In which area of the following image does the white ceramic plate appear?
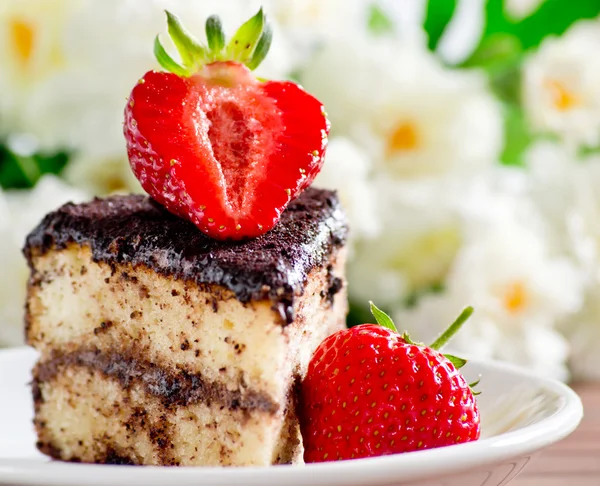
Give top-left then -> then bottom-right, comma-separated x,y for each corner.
0,347 -> 582,486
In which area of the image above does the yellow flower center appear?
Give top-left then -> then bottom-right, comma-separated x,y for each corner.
387,121 -> 420,156
503,281 -> 528,314
304,0 -> 321,20
544,79 -> 579,112
10,18 -> 35,66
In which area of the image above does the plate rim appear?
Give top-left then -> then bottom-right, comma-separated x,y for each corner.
0,347 -> 584,486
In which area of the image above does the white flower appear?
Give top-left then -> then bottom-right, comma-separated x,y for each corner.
348,177 -> 464,308
347,168 -> 533,308
301,34 -> 504,179
394,178 -> 583,381
527,141 -> 600,381
402,294 -> 572,381
266,0 -> 367,65
0,0 -> 79,137
527,141 -> 600,274
0,176 -> 89,347
447,224 -> 581,330
526,142 -> 576,251
523,18 -> 600,149
313,137 -> 380,242
268,0 -> 365,35
63,153 -> 143,196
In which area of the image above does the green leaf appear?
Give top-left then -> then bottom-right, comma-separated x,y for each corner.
369,301 -> 398,333
401,331 -> 417,346
153,9 -> 278,74
404,282 -> 446,309
464,34 -> 523,105
165,10 -> 207,71
429,306 -> 474,351
501,105 -> 534,166
481,0 -> 508,40
367,3 -> 394,35
489,63 -> 522,105
35,151 -> 69,179
205,15 -> 226,53
246,21 -> 273,70
462,33 -> 523,76
514,0 -> 600,49
0,144 -> 69,189
423,0 -> 458,51
445,354 -> 467,369
468,377 -> 481,388
579,145 -> 600,157
154,35 -> 189,77
461,32 -> 533,166
226,7 -> 265,63
478,0 -> 600,53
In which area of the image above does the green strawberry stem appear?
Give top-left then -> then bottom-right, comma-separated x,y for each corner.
154,9 -> 273,77
429,306 -> 474,351
368,301 -> 475,373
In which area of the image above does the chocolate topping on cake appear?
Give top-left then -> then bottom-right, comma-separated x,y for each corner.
24,188 -> 347,323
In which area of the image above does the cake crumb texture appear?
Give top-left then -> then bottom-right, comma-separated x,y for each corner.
27,244 -> 347,465
24,188 -> 348,324
25,189 -> 348,466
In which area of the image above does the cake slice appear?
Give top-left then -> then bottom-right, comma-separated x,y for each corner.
24,187 -> 348,466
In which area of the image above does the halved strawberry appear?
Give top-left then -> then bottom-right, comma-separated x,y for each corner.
124,10 -> 329,240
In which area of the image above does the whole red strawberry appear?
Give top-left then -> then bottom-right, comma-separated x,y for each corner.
124,10 -> 329,240
300,303 -> 480,462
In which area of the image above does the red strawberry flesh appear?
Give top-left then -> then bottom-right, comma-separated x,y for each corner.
125,62 -> 329,240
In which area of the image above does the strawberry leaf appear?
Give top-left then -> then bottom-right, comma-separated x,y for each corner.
205,15 -> 225,54
401,331 -> 417,346
226,7 -> 265,63
246,21 -> 273,71
444,354 -> 467,370
468,376 -> 482,396
154,10 -> 274,76
154,35 -> 190,77
369,301 -> 398,333
468,377 -> 481,388
165,10 -> 207,71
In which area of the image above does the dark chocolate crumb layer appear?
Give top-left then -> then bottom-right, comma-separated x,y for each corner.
34,347 -> 280,414
24,188 -> 348,324
103,449 -> 136,466
37,443 -> 139,466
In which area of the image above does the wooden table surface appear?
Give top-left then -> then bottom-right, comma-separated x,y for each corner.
512,383 -> 598,485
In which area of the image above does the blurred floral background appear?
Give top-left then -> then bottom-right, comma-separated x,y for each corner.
1,0 -> 600,382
